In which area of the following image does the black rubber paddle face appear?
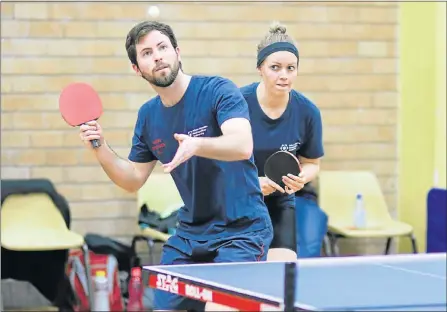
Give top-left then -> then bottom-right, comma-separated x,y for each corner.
264,151 -> 301,187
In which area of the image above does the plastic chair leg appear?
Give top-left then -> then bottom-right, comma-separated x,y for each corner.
384,237 -> 392,254
409,233 -> 418,253
327,232 -> 340,256
146,239 -> 155,265
322,235 -> 332,256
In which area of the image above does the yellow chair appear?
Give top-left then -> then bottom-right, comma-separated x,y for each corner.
1,192 -> 95,309
132,173 -> 183,264
317,170 -> 418,256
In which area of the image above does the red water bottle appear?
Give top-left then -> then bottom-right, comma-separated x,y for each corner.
127,267 -> 144,311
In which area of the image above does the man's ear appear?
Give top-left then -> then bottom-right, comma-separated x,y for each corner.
132,63 -> 142,77
175,46 -> 182,63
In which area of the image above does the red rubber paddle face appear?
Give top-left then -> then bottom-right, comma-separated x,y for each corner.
59,82 -> 103,148
59,82 -> 103,127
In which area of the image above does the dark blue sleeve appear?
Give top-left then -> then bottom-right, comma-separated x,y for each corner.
128,106 -> 157,163
213,78 -> 250,127
300,108 -> 324,159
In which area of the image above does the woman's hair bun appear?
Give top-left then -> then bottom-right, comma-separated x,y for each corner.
269,22 -> 287,35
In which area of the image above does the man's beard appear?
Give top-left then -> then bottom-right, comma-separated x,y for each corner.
141,60 -> 181,88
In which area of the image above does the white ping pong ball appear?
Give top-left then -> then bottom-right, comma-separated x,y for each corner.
148,6 -> 160,18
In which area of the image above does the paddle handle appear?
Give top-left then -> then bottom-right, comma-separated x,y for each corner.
91,139 -> 101,148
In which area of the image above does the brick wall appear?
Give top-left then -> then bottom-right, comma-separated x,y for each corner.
1,2 -> 399,252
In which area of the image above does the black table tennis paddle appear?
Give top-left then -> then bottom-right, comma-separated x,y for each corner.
264,150 -> 301,188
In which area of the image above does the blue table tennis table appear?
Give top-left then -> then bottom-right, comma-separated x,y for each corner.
144,252 -> 447,311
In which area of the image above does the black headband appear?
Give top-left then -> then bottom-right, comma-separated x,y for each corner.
256,42 -> 299,68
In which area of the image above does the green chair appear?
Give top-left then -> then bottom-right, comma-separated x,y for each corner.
1,192 -> 94,310
131,173 -> 183,264
318,170 -> 418,256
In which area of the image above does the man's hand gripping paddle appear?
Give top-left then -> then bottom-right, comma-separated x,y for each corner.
59,82 -> 103,148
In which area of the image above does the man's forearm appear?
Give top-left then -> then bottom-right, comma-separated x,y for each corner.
94,142 -> 143,192
195,134 -> 252,161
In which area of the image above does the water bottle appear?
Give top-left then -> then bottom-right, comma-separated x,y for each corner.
353,193 -> 366,229
93,270 -> 110,311
127,267 -> 144,311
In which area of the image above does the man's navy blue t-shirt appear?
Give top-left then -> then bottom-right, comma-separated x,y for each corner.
128,76 -> 271,240
240,82 -> 324,199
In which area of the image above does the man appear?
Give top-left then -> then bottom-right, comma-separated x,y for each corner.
79,21 -> 273,311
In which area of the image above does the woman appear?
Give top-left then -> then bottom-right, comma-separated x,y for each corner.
240,22 -> 328,260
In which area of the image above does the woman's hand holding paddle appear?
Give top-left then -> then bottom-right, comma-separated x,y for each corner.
259,177 -> 285,196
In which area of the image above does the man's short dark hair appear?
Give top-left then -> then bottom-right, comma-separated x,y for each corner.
125,21 -> 179,67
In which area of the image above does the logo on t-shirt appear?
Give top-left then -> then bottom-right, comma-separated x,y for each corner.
187,126 -> 208,137
152,138 -> 166,155
280,141 -> 301,152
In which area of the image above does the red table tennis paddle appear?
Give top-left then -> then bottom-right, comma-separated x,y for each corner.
264,150 -> 301,188
59,82 -> 103,148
